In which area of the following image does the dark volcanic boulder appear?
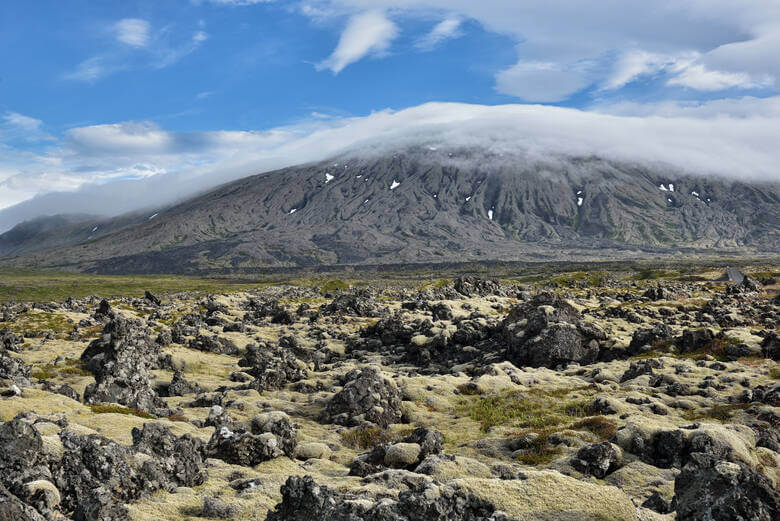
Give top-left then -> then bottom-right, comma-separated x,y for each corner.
165,370 -> 202,396
266,475 -> 503,521
1,328 -> 23,352
453,276 -> 504,297
320,367 -> 402,428
628,323 -> 673,355
674,453 -> 779,521
238,343 -> 307,392
322,289 -> 384,317
349,427 -> 444,476
0,349 -> 31,387
571,442 -> 622,478
131,423 -> 207,488
207,411 -> 296,466
677,328 -> 715,353
188,334 -> 239,356
0,482 -> 47,521
502,293 -> 602,368
760,331 -> 780,360
81,316 -> 168,415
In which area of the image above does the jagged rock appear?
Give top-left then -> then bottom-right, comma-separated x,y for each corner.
571,442 -> 623,478
265,475 -> 505,521
321,367 -> 402,428
430,303 -> 454,321
41,381 -> 80,401
643,285 -> 673,301
188,334 -> 239,356
453,276 -> 504,297
620,359 -> 663,382
166,370 -> 202,396
628,323 -> 673,355
642,491 -> 672,514
502,293 -> 602,368
131,423 -> 207,488
144,291 -> 161,306
726,276 -> 762,295
81,317 -> 168,415
0,482 -> 47,521
760,331 -> 780,360
207,411 -> 296,466
238,343 -> 307,392
677,328 -> 715,353
81,317 -> 167,415
155,329 -> 173,346
0,349 -> 31,387
1,328 -> 22,352
674,453 -> 779,521
322,290 -> 384,317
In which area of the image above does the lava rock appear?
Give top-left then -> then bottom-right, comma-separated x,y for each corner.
80,316 -> 168,415
320,367 -> 402,428
571,442 -> 623,478
674,453 -> 779,521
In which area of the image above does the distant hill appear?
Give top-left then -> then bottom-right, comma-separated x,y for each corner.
1,145 -> 778,273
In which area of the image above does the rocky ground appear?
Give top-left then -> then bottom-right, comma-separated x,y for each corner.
0,268 -> 778,521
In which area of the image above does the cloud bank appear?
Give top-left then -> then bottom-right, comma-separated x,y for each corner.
1,98 -> 779,231
303,1 -> 780,100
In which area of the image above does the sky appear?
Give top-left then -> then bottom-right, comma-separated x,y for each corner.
0,0 -> 779,225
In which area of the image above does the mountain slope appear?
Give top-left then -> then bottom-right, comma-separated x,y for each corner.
2,146 -> 779,273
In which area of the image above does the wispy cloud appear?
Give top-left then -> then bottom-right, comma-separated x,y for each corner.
3,112 -> 43,132
416,17 -> 462,50
317,10 -> 398,74
114,18 -> 151,47
667,64 -> 774,91
65,19 -> 208,82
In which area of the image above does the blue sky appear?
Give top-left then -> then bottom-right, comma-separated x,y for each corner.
1,0 -> 779,217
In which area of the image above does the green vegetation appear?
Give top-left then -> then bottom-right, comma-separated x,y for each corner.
88,404 -> 155,419
0,311 -> 74,339
572,416 -> 618,441
31,359 -> 91,380
0,268 -> 261,303
461,386 -> 595,432
550,271 -> 608,287
681,404 -> 747,423
770,365 -> 780,380
339,426 -> 415,449
512,431 -> 563,465
320,279 -> 350,293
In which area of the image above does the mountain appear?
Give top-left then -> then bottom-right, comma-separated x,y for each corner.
1,146 -> 779,273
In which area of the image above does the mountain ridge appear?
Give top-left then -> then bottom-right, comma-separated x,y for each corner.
2,145 -> 778,273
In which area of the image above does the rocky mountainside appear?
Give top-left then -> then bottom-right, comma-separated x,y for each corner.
2,146 -> 779,273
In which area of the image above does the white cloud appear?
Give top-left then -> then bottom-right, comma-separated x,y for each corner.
115,18 -> 151,47
416,17 -> 462,50
667,64 -> 774,91
304,1 -> 780,98
604,50 -> 696,90
66,21 -> 207,81
3,98 -> 780,228
495,61 -> 591,102
317,10 -> 399,73
3,112 -> 42,132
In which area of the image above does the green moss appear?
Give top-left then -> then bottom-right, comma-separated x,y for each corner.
461,387 -> 595,432
32,359 -> 92,380
320,279 -> 350,293
572,416 -> 618,441
681,404 -> 747,423
512,432 -> 563,465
